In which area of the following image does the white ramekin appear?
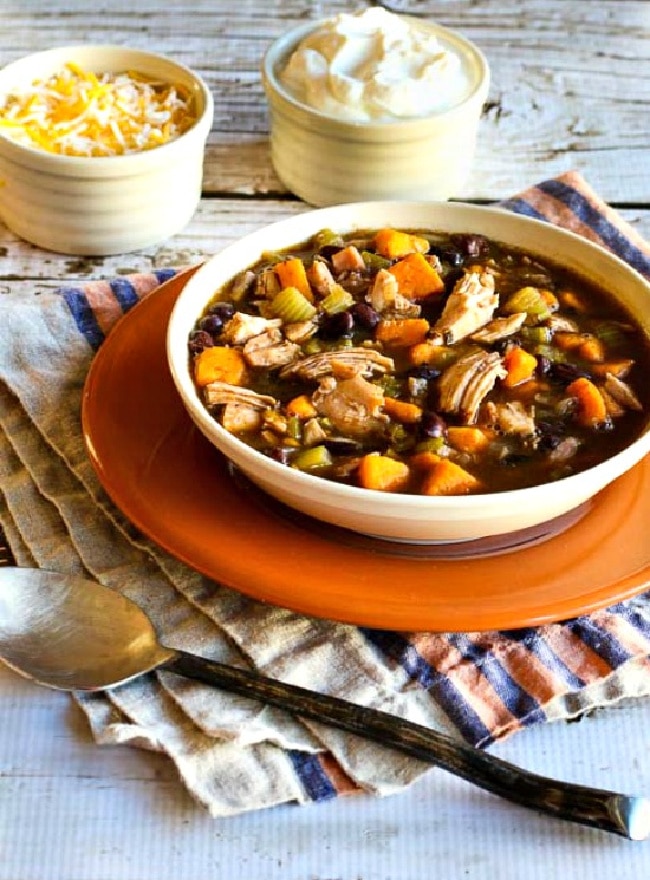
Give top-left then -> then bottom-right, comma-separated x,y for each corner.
0,45 -> 214,255
261,18 -> 489,206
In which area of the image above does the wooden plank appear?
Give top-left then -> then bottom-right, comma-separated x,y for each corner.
0,201 -> 648,284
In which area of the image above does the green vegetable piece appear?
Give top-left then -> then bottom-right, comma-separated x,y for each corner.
321,285 -> 355,315
270,287 -> 317,322
286,416 -> 302,441
313,228 -> 344,250
291,444 -> 333,471
595,320 -> 628,348
503,287 -> 551,321
361,250 -> 392,271
521,325 -> 552,344
415,437 -> 445,454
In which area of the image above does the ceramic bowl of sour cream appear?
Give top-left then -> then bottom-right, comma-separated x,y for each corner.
261,7 -> 489,206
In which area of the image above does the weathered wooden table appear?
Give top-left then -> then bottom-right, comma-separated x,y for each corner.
1,3 -> 650,878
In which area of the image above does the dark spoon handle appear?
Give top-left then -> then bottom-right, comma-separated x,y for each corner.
165,649 -> 650,840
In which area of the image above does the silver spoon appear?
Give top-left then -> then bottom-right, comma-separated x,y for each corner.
0,566 -> 648,840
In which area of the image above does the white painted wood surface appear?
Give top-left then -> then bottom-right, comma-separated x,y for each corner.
1,2 -> 650,878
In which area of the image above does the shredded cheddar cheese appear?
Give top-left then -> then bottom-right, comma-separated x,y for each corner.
0,62 -> 197,157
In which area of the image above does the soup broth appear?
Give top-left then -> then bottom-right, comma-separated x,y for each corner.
188,227 -> 650,496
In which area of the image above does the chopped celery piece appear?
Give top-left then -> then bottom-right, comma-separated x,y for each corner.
503,286 -> 552,321
521,325 -> 552,344
388,423 -> 415,453
286,416 -> 302,441
313,228 -> 343,250
321,285 -> 355,314
270,286 -> 317,322
361,250 -> 392,271
302,338 -> 322,354
533,343 -> 567,361
291,444 -> 333,471
415,437 -> 445,454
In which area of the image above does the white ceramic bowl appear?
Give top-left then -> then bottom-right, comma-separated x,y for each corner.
0,45 -> 214,255
261,17 -> 489,206
167,202 -> 650,543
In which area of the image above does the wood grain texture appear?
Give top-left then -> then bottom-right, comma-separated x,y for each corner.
0,1 -> 648,203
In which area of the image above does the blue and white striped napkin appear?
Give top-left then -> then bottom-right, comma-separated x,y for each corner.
0,171 -> 649,814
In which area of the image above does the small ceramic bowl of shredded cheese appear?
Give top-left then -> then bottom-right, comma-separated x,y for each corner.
0,45 -> 213,254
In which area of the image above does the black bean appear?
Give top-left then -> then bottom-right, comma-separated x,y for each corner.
420,410 -> 447,438
188,330 -> 214,353
318,245 -> 340,260
537,424 -> 563,450
408,365 -> 441,380
536,354 -> 552,377
443,267 -> 465,293
351,302 -> 380,330
450,233 -> 490,258
548,362 -> 592,385
429,245 -> 465,267
318,310 -> 355,339
268,447 -> 291,465
323,437 -> 363,455
209,301 -> 235,321
199,313 -> 224,335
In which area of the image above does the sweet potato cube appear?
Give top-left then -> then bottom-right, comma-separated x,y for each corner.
357,453 -> 411,493
382,398 -> 423,424
274,258 -> 313,301
388,253 -> 444,299
375,318 -> 430,347
502,346 -> 538,387
374,228 -> 430,260
194,346 -> 247,387
446,426 -> 491,454
420,458 -> 480,496
566,377 -> 608,427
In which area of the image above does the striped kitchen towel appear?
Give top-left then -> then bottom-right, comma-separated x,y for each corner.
0,170 -> 649,815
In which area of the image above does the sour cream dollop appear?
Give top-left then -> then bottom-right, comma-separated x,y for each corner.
278,7 -> 472,122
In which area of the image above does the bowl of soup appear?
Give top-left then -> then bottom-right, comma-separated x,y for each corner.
167,202 -> 650,544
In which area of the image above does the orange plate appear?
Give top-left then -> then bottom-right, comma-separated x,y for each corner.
81,272 -> 650,632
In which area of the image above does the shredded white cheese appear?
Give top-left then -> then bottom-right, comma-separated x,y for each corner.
0,62 -> 197,156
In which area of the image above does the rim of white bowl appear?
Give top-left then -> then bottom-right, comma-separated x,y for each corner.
0,45 -> 214,174
167,201 -> 650,510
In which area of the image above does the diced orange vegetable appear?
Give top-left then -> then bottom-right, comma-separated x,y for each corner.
540,289 -> 559,311
274,258 -> 313,301
446,426 -> 491,454
554,332 -> 592,351
578,337 -> 605,362
375,317 -> 430,347
502,346 -> 538,387
382,397 -> 423,424
590,359 -> 634,378
388,252 -> 444,299
558,288 -> 588,312
566,377 -> 608,427
374,228 -> 430,260
420,458 -> 479,496
407,341 -> 454,367
194,346 -> 247,387
357,453 -> 411,493
409,451 -> 444,469
286,394 -> 317,419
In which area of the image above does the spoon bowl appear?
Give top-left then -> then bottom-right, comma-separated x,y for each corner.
0,565 -> 648,840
